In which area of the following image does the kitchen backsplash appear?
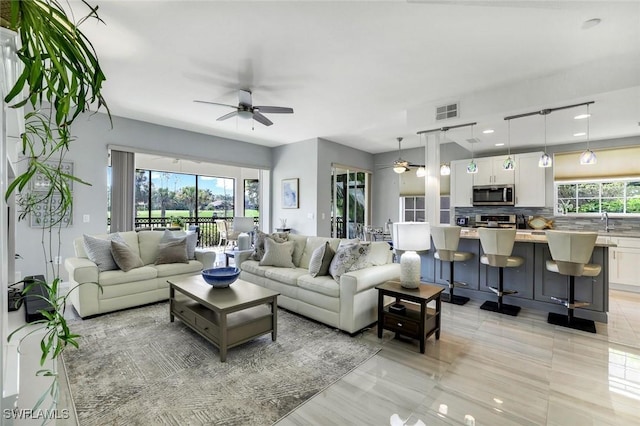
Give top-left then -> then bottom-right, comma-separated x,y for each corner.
454,206 -> 640,234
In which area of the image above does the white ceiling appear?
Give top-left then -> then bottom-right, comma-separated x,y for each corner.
77,0 -> 640,155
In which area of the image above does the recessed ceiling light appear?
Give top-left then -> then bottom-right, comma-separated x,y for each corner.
574,113 -> 591,120
582,18 -> 602,30
495,143 -> 504,147
483,129 -> 494,134
574,132 -> 586,137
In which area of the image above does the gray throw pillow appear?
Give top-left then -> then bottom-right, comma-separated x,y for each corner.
308,241 -> 335,277
83,233 -> 125,272
259,238 -> 295,268
161,230 -> 198,260
252,231 -> 289,261
155,238 -> 189,265
110,240 -> 144,272
328,242 -> 369,283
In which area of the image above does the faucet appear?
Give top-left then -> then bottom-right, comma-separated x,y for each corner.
601,212 -> 612,232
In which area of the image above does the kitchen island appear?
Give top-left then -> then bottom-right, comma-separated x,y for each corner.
415,229 -> 614,323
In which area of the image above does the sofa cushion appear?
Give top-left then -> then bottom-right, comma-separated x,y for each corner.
240,260 -> 267,277
252,231 -> 289,261
328,241 -> 369,283
155,238 -> 189,265
137,231 -> 165,265
297,274 -> 340,297
259,239 -> 295,268
264,267 -> 307,286
367,241 -> 392,266
110,240 -> 144,272
98,266 -> 158,286
308,242 -> 335,277
161,229 -> 198,260
299,237 -> 340,269
83,233 -> 126,272
286,234 -> 308,267
152,260 -> 203,278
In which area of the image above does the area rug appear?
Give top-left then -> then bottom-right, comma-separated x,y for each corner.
62,302 -> 379,425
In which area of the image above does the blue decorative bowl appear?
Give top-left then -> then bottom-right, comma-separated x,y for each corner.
201,267 -> 240,288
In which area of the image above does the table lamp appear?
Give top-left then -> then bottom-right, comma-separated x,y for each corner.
233,217 -> 255,251
392,222 -> 431,288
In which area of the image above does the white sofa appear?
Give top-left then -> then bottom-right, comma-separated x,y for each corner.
65,230 -> 216,318
237,234 -> 401,334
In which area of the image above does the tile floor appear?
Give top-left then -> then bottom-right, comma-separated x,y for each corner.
278,290 -> 640,426
11,289 -> 640,425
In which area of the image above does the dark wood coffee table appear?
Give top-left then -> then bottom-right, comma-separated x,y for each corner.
168,276 -> 279,362
376,280 -> 443,353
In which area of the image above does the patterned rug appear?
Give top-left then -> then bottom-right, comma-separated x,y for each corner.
62,302 -> 379,425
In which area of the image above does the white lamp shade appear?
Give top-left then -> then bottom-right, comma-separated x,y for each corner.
392,222 -> 431,251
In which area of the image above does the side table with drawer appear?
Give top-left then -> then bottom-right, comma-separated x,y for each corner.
376,280 -> 444,353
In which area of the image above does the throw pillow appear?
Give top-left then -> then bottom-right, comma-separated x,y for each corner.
328,242 -> 368,283
252,230 -> 289,261
161,229 -> 197,260
308,241 -> 335,277
348,242 -> 372,272
110,240 -> 144,272
155,238 -> 189,265
83,233 -> 125,272
259,238 -> 295,268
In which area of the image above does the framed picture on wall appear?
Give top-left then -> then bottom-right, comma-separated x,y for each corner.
282,178 -> 299,209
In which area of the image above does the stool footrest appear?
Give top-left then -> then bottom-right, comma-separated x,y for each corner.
488,287 -> 517,297
452,281 -> 468,288
568,301 -> 590,309
442,294 -> 470,305
547,312 -> 596,333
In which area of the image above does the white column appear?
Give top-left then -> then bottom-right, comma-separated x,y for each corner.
424,133 -> 440,226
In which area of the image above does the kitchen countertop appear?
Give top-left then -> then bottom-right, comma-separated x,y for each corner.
459,228 -> 617,246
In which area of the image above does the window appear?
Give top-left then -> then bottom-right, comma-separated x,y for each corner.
244,179 -> 259,217
401,196 -> 425,222
555,178 -> 640,215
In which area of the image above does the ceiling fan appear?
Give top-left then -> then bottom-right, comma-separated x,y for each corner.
379,137 -> 425,176
194,89 -> 293,127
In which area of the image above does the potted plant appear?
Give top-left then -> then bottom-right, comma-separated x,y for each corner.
169,215 -> 185,228
2,0 -> 109,412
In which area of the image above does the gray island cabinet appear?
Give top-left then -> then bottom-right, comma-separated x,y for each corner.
415,230 -> 611,323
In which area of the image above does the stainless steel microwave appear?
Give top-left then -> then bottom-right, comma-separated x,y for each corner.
472,185 -> 515,206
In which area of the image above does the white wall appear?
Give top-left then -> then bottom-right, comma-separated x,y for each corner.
271,138 -> 318,235
14,113 -> 272,280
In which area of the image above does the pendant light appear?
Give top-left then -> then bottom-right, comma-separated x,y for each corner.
416,134 -> 426,177
466,124 -> 478,174
538,112 -> 552,168
503,119 -> 515,170
440,130 -> 451,175
579,104 -> 597,165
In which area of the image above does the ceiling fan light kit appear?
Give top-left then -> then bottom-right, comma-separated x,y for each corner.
416,166 -> 426,177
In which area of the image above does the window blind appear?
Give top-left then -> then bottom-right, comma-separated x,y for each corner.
554,145 -> 640,181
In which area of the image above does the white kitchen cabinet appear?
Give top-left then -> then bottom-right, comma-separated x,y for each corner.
450,159 -> 473,207
609,237 -> 640,292
472,156 -> 514,186
514,152 -> 546,207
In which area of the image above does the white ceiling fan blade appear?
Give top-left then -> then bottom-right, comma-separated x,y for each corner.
254,106 -> 294,114
252,111 -> 273,126
238,89 -> 252,107
217,110 -> 239,121
194,100 -> 236,108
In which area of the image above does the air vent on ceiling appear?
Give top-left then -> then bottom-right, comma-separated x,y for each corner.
435,102 -> 459,121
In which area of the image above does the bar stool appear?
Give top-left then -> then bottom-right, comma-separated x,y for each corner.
478,228 -> 523,316
545,230 -> 601,333
431,225 -> 473,305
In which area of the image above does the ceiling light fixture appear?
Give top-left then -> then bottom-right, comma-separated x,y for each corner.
573,132 -> 586,137
538,112 -> 552,168
580,104 -> 597,165
393,137 -> 408,174
574,113 -> 591,120
466,124 -> 478,174
503,119 -> 515,170
483,129 -> 494,134
582,18 -> 602,30
495,143 -> 505,147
